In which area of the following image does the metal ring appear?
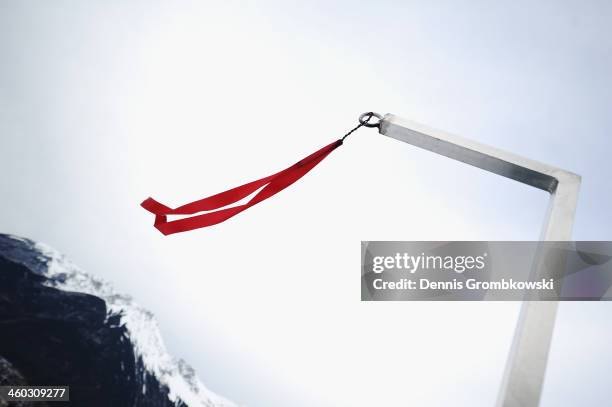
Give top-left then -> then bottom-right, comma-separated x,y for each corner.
359,112 -> 383,128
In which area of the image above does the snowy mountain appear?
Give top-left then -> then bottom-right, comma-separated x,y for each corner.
0,234 -> 238,407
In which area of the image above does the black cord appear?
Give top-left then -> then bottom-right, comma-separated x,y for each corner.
341,112 -> 374,142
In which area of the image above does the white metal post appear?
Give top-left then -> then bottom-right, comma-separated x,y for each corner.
378,113 -> 581,407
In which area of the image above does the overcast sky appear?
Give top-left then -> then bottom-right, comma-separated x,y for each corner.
1,1 -> 611,406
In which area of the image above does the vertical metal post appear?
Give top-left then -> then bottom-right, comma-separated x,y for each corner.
378,113 -> 581,406
495,175 -> 580,407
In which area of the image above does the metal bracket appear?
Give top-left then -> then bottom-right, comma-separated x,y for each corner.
379,113 -> 581,407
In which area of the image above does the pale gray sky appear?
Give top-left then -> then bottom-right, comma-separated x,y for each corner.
1,1 -> 611,406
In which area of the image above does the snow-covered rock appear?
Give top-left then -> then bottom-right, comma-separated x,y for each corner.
0,234 -> 237,407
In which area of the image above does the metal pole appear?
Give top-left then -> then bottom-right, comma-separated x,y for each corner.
378,113 -> 581,407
